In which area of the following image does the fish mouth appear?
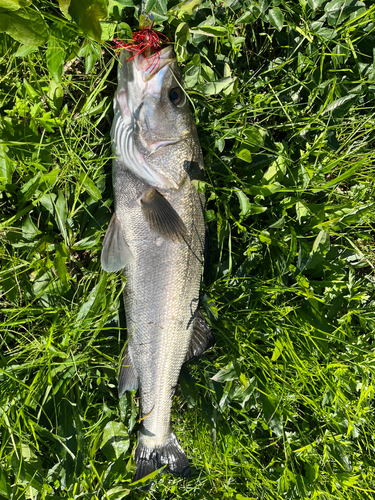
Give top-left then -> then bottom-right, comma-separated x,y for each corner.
133,46 -> 176,82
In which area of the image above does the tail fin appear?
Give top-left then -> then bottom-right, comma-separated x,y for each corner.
133,433 -> 190,486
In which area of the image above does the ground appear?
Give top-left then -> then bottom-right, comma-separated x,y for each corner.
1,0 -> 375,498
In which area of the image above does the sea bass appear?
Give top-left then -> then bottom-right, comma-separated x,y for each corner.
101,46 -> 212,482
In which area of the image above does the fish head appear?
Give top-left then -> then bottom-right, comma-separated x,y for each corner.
113,46 -> 202,190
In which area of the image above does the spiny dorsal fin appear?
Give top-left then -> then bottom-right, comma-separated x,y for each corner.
140,188 -> 188,243
118,347 -> 138,396
101,213 -> 134,272
184,309 -> 214,364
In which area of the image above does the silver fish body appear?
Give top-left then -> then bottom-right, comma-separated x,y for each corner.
101,47 -> 212,481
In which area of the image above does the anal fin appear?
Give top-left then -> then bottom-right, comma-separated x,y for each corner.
140,188 -> 188,243
184,309 -> 214,364
118,346 -> 138,396
101,213 -> 134,272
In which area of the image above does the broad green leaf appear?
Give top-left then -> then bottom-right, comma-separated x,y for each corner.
277,467 -> 294,494
196,76 -> 233,95
154,0 -> 168,16
78,172 -> 102,201
215,137 -> 225,152
0,7 -> 48,45
235,4 -> 261,24
0,468 -> 11,498
212,361 -> 241,383
326,129 -> 340,151
57,399 -> 77,479
259,231 -> 271,245
296,201 -> 309,223
170,0 -> 203,15
22,214 -> 41,240
243,126 -> 266,152
118,20 -> 132,37
236,148 -> 252,163
245,183 -> 281,197
47,35 -> 66,82
338,203 -> 374,226
53,243 -> 69,288
317,27 -> 337,39
54,190 -> 67,242
38,193 -> 57,214
67,0 -> 108,43
262,162 -> 285,184
144,0 -> 157,12
75,272 -> 107,326
197,25 -> 227,36
3,276 -> 19,303
0,143 -> 13,187
0,0 -> 30,10
14,44 -> 38,57
269,215 -> 286,229
105,485 -> 131,500
311,230 -> 330,255
248,205 -> 268,214
324,0 -> 363,25
33,269 -> 64,296
336,473 -> 360,487
235,190 -> 251,218
261,393 -> 283,436
268,8 -> 284,31
298,165 -> 310,188
58,0 -> 70,18
100,421 -> 130,460
324,0 -> 345,12
271,339 -> 284,362
183,54 -> 200,88
175,21 -> 189,46
23,78 -> 38,99
72,233 -> 100,249
21,171 -> 41,201
85,50 -> 98,74
322,94 -> 357,117
307,0 -> 325,9
107,1 -> 127,18
200,63 -> 214,81
236,11 -> 255,24
204,209 -> 216,221
47,81 -> 64,111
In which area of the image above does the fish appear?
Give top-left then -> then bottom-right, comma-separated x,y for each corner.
101,45 -> 213,483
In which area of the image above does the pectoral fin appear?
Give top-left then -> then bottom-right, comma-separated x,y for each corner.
101,213 -> 134,272
184,309 -> 214,364
140,188 -> 188,243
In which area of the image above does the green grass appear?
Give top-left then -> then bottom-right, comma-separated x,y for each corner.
1,0 -> 375,498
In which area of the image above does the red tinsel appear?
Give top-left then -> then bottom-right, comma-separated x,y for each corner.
113,27 -> 169,70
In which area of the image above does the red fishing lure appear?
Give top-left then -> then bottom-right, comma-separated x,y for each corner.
113,22 -> 169,71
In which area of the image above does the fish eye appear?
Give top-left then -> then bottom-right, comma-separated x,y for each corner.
169,87 -> 185,107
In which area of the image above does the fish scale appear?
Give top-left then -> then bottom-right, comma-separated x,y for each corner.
101,46 -> 212,484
